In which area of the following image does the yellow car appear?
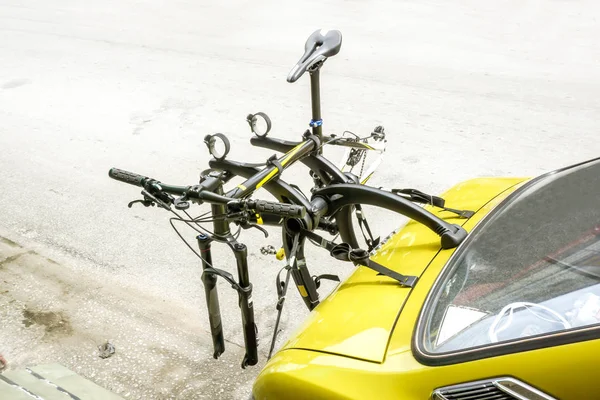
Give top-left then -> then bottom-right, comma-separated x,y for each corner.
253,157 -> 600,400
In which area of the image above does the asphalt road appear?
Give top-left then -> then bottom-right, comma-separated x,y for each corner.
1,1 -> 600,399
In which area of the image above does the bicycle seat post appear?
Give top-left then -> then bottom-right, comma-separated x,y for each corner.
309,67 -> 323,142
286,29 -> 343,148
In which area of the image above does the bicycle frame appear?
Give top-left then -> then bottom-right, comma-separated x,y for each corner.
109,29 -> 468,368
202,132 -> 467,317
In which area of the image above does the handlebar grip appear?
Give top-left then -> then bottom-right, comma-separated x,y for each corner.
108,168 -> 148,187
254,200 -> 306,218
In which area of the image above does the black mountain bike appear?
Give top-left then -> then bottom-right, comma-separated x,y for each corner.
108,29 -> 468,368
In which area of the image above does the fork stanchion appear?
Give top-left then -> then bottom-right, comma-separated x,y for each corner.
230,241 -> 259,368
197,233 -> 225,359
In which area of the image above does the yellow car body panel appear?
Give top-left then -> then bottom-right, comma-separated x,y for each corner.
280,177 -> 527,362
255,341 -> 595,400
254,177 -> 541,399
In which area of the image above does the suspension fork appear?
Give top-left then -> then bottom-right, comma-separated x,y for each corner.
199,181 -> 229,359
228,241 -> 258,367
197,235 -> 259,367
196,180 -> 258,367
197,233 -> 225,359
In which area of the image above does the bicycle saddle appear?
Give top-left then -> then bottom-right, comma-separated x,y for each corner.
287,29 -> 342,83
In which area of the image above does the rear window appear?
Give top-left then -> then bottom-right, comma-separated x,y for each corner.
417,158 -> 600,360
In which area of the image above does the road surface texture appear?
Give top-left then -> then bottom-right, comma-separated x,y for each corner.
1,1 -> 600,399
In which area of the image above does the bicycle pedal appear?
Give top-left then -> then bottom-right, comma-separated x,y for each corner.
260,245 -> 276,255
260,245 -> 286,260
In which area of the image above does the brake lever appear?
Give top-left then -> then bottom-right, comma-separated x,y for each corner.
141,189 -> 171,211
127,189 -> 165,209
239,222 -> 269,238
128,199 -> 155,208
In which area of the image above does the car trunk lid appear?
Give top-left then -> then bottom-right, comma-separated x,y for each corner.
281,178 -> 527,363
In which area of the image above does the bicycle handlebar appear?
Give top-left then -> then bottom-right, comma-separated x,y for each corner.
253,200 -> 305,218
108,167 -> 309,219
109,163 -> 467,248
229,199 -> 306,218
108,168 -> 149,186
108,168 -> 190,195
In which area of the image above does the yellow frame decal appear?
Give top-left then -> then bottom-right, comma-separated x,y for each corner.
255,142 -> 305,189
